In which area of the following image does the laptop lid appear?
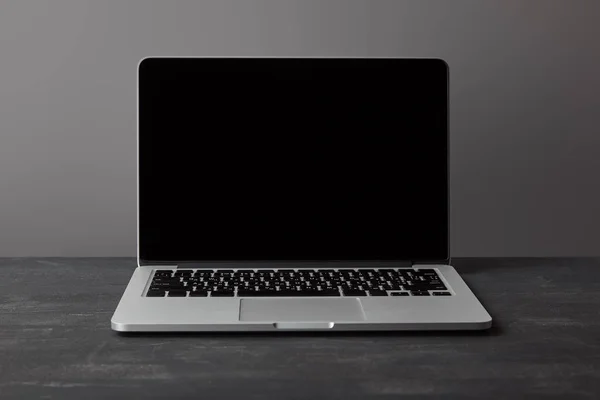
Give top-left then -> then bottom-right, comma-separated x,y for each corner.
138,57 -> 448,265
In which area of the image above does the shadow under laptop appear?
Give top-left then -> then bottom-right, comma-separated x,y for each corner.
116,324 -> 502,338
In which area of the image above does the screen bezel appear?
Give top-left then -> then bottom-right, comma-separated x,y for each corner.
137,57 -> 450,266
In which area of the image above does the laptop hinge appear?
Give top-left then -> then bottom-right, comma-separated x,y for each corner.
411,259 -> 450,268
176,261 -> 415,269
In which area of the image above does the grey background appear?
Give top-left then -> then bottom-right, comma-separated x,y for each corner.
0,0 -> 598,257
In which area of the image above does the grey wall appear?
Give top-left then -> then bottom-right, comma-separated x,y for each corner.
0,0 -> 599,257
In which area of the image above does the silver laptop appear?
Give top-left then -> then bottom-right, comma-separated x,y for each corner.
111,57 -> 492,332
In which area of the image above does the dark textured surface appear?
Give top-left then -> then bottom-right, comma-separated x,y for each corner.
1,258 -> 599,399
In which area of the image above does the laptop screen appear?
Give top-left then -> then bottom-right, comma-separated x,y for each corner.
138,58 -> 448,263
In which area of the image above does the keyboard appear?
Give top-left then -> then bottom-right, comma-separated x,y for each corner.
146,268 -> 451,297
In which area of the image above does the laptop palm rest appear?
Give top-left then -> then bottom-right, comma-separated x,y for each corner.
239,298 -> 366,328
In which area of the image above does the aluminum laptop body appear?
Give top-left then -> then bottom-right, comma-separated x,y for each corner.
111,57 -> 492,332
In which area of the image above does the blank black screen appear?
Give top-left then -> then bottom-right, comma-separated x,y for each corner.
139,58 -> 448,262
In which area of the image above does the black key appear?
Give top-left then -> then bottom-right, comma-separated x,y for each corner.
146,290 -> 165,297
151,277 -> 168,282
247,291 -> 287,297
152,276 -> 178,283
174,270 -> 192,276
167,290 -> 187,297
167,283 -> 185,289
368,290 -> 388,296
211,291 -> 234,297
306,289 -> 338,296
237,289 -> 340,297
391,292 -> 409,296
215,270 -> 234,273
151,277 -> 173,282
150,283 -> 172,289
315,290 -> 342,296
410,291 -> 430,296
163,279 -> 183,287
342,289 -> 367,297
189,290 -> 208,297
429,285 -> 447,290
378,269 -> 394,273
318,269 -> 335,273
409,285 -> 443,291
410,278 -> 435,283
416,269 -> 437,275
432,292 -> 452,296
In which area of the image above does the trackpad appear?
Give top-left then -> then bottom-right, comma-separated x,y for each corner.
239,298 -> 366,322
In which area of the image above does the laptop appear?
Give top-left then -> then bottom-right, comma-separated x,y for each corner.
111,57 -> 492,332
